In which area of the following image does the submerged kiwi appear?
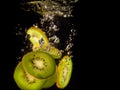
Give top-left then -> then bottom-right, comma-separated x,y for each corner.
38,44 -> 62,59
42,66 -> 57,89
27,26 -> 49,50
13,62 -> 46,90
56,56 -> 73,89
26,26 -> 62,59
22,51 -> 56,79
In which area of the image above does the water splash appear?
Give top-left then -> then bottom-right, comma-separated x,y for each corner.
15,0 -> 78,60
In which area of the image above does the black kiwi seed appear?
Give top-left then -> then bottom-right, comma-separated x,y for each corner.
22,51 -> 56,79
13,62 -> 46,90
56,55 -> 73,89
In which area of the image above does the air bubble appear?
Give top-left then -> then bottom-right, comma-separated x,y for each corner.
63,15 -> 67,17
33,24 -> 38,28
69,36 -> 73,42
54,37 -> 60,43
39,38 -> 44,45
16,0 -> 78,64
49,35 -> 60,44
67,51 -> 72,56
73,32 -> 76,36
25,46 -> 29,49
25,34 -> 30,40
16,32 -> 23,36
21,49 -> 25,52
16,56 -> 21,60
65,43 -> 74,51
70,55 -> 73,58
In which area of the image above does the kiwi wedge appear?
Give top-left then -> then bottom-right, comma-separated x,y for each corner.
26,26 -> 62,59
22,51 -> 56,79
26,26 -> 49,50
42,66 -> 57,89
13,62 -> 46,90
56,56 -> 73,89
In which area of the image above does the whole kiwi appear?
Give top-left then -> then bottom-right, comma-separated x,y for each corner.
56,55 -> 73,89
13,62 -> 46,90
22,51 -> 56,79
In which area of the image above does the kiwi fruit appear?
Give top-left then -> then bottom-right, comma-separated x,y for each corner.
26,26 -> 49,51
26,26 -> 62,59
22,51 -> 56,79
42,66 -> 57,89
13,62 -> 46,90
38,44 -> 62,59
56,55 -> 73,89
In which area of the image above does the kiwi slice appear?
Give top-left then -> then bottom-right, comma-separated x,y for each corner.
26,26 -> 49,50
13,62 -> 46,90
56,56 -> 73,89
42,66 -> 57,89
22,51 -> 56,79
38,44 -> 62,59
26,26 -> 62,59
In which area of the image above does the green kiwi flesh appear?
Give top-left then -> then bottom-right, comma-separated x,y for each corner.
26,26 -> 62,59
42,67 -> 57,89
56,56 -> 73,89
27,26 -> 49,50
38,45 -> 62,59
22,51 -> 56,79
13,62 -> 46,90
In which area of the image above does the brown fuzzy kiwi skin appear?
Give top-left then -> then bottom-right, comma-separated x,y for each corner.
13,62 -> 46,90
22,51 -> 56,79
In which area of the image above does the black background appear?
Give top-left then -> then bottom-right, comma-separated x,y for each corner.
0,0 -> 102,90
1,0 -> 116,90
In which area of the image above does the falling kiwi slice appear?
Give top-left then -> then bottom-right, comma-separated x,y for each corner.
38,44 -> 62,59
26,26 -> 62,59
13,62 -> 46,90
56,55 -> 73,89
22,51 -> 56,79
26,26 -> 49,50
42,66 -> 57,89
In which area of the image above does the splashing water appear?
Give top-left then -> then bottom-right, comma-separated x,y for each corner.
15,0 -> 78,61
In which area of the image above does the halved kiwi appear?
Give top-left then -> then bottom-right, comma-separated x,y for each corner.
13,62 -> 46,90
26,26 -> 49,50
22,51 -> 56,79
56,55 -> 73,89
26,26 -> 62,59
42,66 -> 57,89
